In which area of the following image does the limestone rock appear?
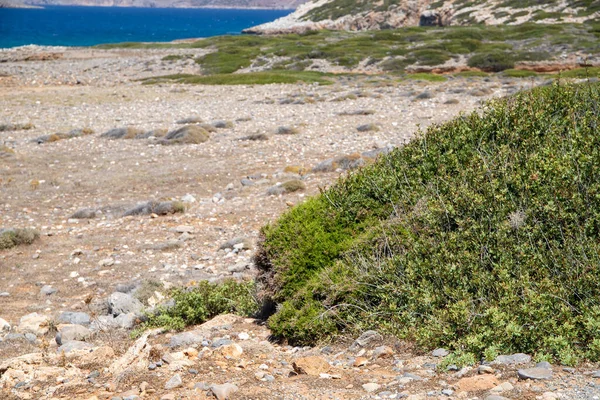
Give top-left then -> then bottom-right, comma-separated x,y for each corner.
57,311 -> 91,326
456,375 -> 500,392
517,367 -> 553,380
293,356 -> 330,376
108,292 -> 143,316
16,312 -> 49,336
56,324 -> 92,345
210,383 -> 238,400
218,343 -> 243,359
164,373 -> 183,389
493,353 -> 531,365
0,317 -> 11,333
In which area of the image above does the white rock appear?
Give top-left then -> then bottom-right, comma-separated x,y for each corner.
17,312 -> 49,336
362,382 -> 381,393
0,317 -> 11,333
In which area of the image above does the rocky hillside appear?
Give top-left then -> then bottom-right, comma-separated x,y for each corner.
19,0 -> 306,8
244,0 -> 600,34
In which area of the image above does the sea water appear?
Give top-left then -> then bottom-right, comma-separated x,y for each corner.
0,6 -> 291,48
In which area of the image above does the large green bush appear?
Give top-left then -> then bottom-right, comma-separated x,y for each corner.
256,81 -> 600,364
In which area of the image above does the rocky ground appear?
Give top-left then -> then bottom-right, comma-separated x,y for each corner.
1,45 -> 599,399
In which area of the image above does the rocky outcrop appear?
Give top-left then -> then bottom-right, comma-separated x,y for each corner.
244,0 -> 600,34
243,0 -> 452,34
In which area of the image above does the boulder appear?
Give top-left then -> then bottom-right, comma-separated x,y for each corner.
293,356 -> 330,376
16,313 -> 48,336
57,311 -> 91,326
56,324 -> 92,345
210,383 -> 238,400
108,292 -> 143,316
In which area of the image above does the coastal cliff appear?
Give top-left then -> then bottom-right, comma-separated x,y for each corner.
243,0 -> 600,34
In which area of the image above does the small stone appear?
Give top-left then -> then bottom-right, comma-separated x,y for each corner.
293,356 -> 330,376
0,317 -> 11,332
441,389 -> 454,396
188,368 -> 198,375
485,396 -> 510,400
148,363 -> 157,370
210,383 -> 238,400
108,292 -> 143,316
57,311 -> 91,325
517,367 -> 553,380
478,365 -> 494,374
354,357 -> 368,367
493,353 -> 531,365
456,375 -> 500,392
536,361 -> 552,369
352,330 -> 383,349
194,382 -> 210,391
40,285 -> 57,296
362,382 -> 381,393
164,374 -> 182,390
56,324 -> 92,345
490,381 -> 514,393
372,345 -> 394,359
17,312 -> 49,335
169,330 -> 204,348
218,343 -> 243,359
174,225 -> 194,233
238,332 -> 250,340
98,258 -> 115,267
58,340 -> 94,353
181,194 -> 196,203
432,348 -> 449,357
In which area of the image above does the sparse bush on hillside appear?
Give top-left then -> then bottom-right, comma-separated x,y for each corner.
139,280 -> 259,332
0,123 -> 33,132
255,81 -> 600,364
468,51 -> 515,72
159,125 -> 210,145
0,228 -> 39,250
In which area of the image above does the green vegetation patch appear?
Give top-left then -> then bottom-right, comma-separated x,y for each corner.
256,81 -> 600,365
103,23 -> 600,77
0,228 -> 39,250
136,279 -> 259,333
402,73 -> 448,82
141,71 -> 333,86
502,68 -> 539,77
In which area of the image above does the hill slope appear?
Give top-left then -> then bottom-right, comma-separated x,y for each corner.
244,0 -> 600,33
256,80 -> 600,364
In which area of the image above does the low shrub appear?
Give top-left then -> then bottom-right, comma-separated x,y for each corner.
0,228 -> 39,250
467,51 -> 515,72
140,280 -> 259,331
255,81 -> 600,364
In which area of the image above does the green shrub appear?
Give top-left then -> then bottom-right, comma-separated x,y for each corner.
255,81 -> 600,364
0,228 -> 39,250
141,280 -> 259,332
467,51 -> 515,72
502,69 -> 539,78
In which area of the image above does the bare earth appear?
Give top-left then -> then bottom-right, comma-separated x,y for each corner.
1,46 -> 599,400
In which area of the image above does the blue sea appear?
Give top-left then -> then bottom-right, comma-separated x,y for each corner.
0,6 -> 292,48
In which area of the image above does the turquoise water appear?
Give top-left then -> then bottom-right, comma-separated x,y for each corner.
0,6 -> 291,48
